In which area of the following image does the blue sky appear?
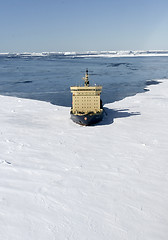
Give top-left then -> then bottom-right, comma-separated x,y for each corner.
1,0 -> 168,52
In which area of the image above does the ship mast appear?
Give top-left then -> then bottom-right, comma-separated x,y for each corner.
83,69 -> 89,86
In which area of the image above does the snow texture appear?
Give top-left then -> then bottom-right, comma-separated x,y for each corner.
0,80 -> 168,240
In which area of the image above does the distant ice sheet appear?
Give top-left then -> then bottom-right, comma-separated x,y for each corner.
1,50 -> 168,58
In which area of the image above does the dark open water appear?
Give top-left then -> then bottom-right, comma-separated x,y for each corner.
0,54 -> 168,107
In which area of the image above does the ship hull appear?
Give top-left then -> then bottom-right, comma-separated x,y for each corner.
70,110 -> 104,126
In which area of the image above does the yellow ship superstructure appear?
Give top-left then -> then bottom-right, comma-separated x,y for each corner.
70,85 -> 102,114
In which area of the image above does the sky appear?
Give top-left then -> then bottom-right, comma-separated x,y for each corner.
1,0 -> 168,52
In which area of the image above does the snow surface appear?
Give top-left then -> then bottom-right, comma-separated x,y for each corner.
0,80 -> 168,240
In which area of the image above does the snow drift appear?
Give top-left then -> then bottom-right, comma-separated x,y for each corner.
0,80 -> 168,240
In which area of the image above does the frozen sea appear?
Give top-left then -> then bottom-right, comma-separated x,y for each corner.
0,52 -> 168,106
1,51 -> 168,240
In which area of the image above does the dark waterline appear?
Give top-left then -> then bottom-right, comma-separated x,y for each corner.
0,55 -> 168,107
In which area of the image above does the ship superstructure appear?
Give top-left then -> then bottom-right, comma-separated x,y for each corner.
70,69 -> 103,125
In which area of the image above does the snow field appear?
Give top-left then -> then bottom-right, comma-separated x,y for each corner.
0,80 -> 168,240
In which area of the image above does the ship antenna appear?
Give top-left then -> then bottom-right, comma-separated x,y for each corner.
83,68 -> 89,86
